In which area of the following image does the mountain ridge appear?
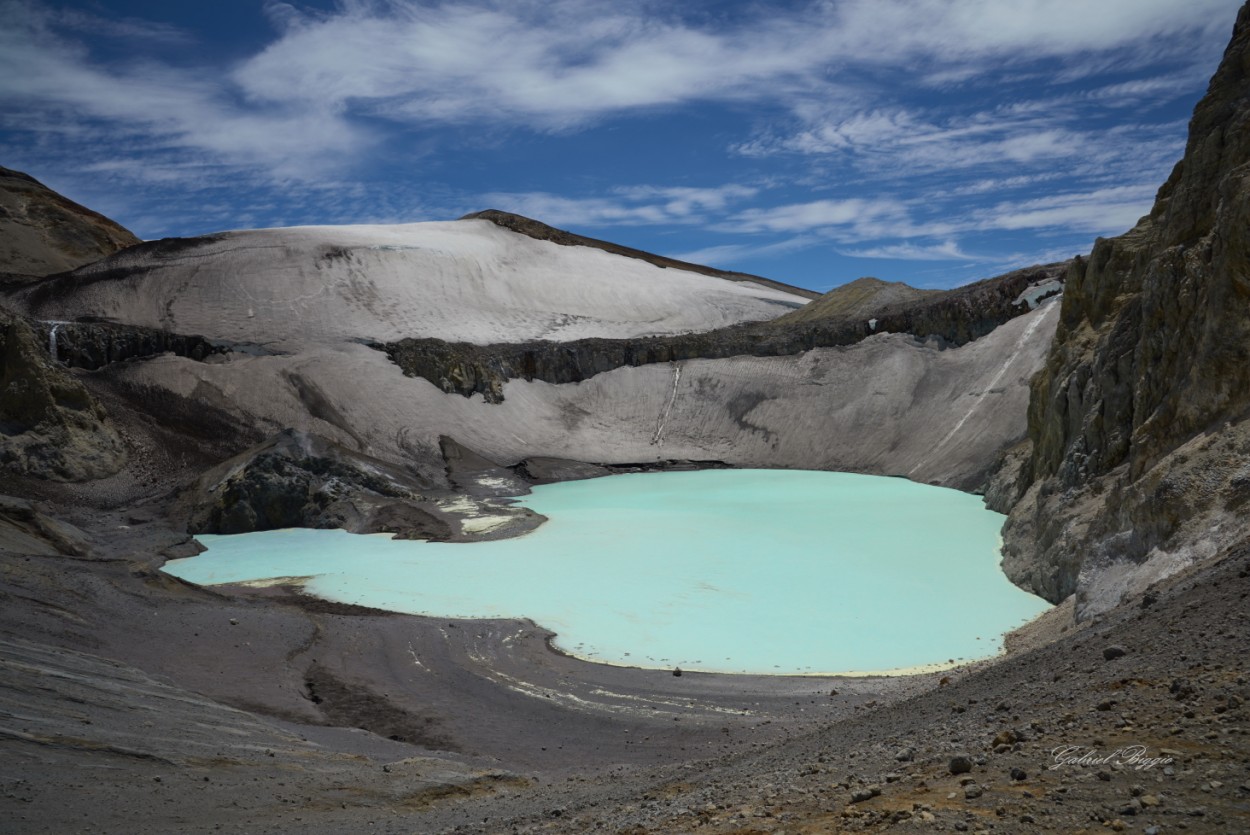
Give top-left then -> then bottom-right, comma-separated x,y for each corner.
0,165 -> 140,276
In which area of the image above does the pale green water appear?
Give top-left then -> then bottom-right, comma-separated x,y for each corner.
164,470 -> 1049,675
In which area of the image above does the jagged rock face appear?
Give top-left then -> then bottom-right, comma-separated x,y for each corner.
0,166 -> 140,276
181,428 -> 547,541
34,319 -> 223,370
0,309 -> 126,481
1002,2 -> 1250,616
183,429 -> 450,537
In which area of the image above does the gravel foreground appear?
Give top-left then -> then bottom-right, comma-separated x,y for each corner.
1,483 -> 1247,834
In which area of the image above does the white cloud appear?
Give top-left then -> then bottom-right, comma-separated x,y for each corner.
668,237 -> 818,267
0,1 -> 369,178
726,198 -> 909,235
477,184 -> 761,228
0,0 -> 1238,183
226,0 -> 1248,136
50,7 -> 191,44
972,185 -> 1157,234
840,241 -> 976,261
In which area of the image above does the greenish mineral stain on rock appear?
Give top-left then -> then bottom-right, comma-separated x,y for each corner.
166,470 -> 1050,675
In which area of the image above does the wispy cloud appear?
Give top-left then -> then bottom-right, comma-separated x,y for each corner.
970,185 -> 1158,234
2,0 -> 1236,176
476,185 -> 761,227
840,241 -> 976,261
725,198 -> 909,235
0,1 -> 369,178
668,237 -> 819,268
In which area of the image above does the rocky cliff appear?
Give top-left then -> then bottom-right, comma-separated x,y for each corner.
0,308 -> 126,481
999,2 -> 1250,616
0,166 -> 140,276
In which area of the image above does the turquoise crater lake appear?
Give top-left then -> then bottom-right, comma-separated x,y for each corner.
164,470 -> 1050,675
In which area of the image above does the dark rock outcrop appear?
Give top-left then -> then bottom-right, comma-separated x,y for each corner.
1001,3 -> 1250,615
0,308 -> 126,481
34,319 -> 224,370
182,429 -> 450,539
0,165 -> 140,276
511,457 -> 611,485
373,261 -> 1067,403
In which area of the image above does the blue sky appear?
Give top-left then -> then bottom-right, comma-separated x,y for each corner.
0,0 -> 1241,291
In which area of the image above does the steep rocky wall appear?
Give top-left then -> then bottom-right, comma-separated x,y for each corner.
0,309 -> 126,481
1000,2 -> 1250,616
32,319 -> 224,370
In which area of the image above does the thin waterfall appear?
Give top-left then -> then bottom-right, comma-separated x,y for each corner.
44,321 -> 68,364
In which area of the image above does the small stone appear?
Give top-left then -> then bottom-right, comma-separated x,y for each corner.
964,784 -> 983,799
849,785 -> 881,803
992,729 -> 1018,746
229,618 -> 239,626
953,823 -> 968,832
895,747 -> 916,762
1020,814 -> 1036,824
1109,820 -> 1127,832
672,667 -> 682,677
1103,645 -> 1128,661
1140,795 -> 1160,807
1010,767 -> 1027,781
949,755 -> 974,775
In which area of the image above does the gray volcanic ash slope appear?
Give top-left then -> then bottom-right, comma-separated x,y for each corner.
1,5 -> 1249,832
14,219 -> 810,347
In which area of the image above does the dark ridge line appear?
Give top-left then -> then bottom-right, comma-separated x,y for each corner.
462,209 -> 822,300
1,164 -> 141,245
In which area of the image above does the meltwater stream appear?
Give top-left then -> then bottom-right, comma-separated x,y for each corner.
164,470 -> 1050,675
